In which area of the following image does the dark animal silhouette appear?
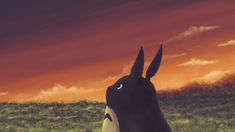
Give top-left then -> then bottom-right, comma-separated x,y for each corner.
105,45 -> 172,132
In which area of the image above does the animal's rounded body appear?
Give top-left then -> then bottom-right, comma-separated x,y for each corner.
102,45 -> 172,132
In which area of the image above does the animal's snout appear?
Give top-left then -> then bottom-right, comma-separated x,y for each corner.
106,87 -> 111,95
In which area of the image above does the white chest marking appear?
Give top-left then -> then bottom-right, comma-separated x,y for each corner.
102,106 -> 120,132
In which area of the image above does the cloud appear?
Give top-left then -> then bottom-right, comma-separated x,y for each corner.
0,92 -> 8,97
163,53 -> 186,60
101,63 -> 132,83
101,76 -> 119,83
31,84 -> 101,102
101,62 -> 151,83
193,70 -> 232,83
165,25 -> 219,43
178,58 -> 217,66
217,40 -> 235,47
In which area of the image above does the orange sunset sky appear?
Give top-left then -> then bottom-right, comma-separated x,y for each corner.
0,0 -> 235,102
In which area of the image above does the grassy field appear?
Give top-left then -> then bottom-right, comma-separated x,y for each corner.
1,75 -> 235,132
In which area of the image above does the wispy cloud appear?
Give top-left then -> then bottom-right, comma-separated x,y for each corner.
101,76 -> 120,83
217,40 -> 235,47
165,25 -> 219,43
0,92 -> 8,97
101,63 -> 133,83
31,84 -> 101,102
163,53 -> 186,60
178,58 -> 217,66
193,70 -> 232,83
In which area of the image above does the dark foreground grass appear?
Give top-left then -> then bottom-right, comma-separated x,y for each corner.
1,76 -> 235,132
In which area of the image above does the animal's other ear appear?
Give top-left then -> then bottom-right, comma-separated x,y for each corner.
130,47 -> 144,81
146,44 -> 163,80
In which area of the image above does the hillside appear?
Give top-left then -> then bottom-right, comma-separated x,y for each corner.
0,75 -> 235,132
157,74 -> 235,132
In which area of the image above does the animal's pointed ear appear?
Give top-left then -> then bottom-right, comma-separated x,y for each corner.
146,44 -> 163,80
130,47 -> 144,81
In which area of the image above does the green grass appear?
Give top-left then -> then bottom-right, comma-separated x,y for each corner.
0,101 -> 104,132
1,75 -> 235,132
160,93 -> 235,132
1,95 -> 234,132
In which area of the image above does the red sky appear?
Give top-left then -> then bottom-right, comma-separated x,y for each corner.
0,0 -> 235,102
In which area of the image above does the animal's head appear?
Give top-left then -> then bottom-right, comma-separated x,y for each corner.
106,45 -> 163,113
